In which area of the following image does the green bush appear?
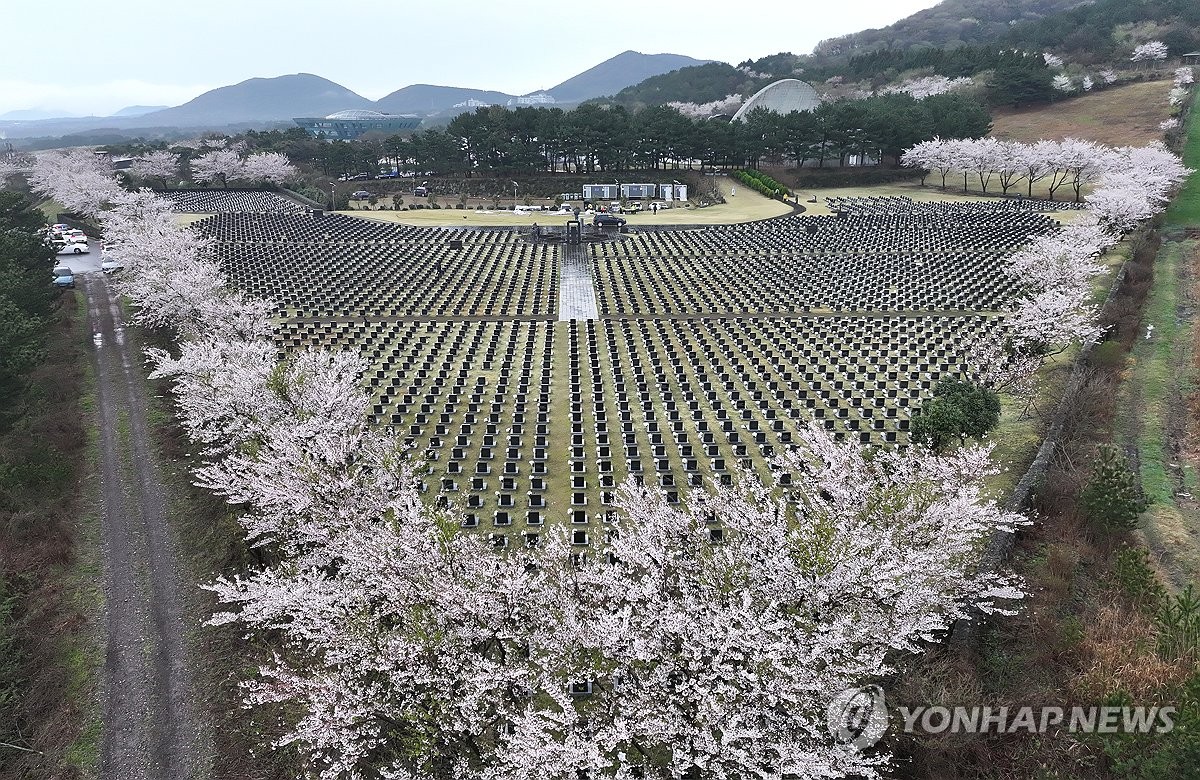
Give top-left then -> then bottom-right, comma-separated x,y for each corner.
1080,445 -> 1149,537
1157,586 -> 1200,663
1114,544 -> 1167,608
734,169 -> 791,199
1090,340 -> 1126,369
910,379 -> 1001,452
1096,671 -> 1200,778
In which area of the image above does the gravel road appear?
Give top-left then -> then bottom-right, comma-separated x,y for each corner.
84,272 -> 209,780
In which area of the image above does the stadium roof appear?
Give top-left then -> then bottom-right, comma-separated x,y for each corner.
325,109 -> 392,120
731,79 -> 821,121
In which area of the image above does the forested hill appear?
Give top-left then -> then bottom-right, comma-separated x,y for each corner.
811,0 -> 1082,59
595,62 -> 773,112
1002,0 -> 1200,64
598,0 -> 1199,110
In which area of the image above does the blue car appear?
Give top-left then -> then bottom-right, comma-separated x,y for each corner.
52,266 -> 75,288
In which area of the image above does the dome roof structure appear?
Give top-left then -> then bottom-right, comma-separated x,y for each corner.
324,109 -> 392,120
731,79 -> 821,121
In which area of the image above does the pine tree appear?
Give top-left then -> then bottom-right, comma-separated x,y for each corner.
1080,445 -> 1149,536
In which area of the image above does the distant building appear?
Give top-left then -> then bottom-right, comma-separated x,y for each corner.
620,183 -> 657,199
293,109 -> 421,140
731,79 -> 821,121
507,93 -> 557,106
583,184 -> 619,200
659,183 -> 687,201
452,98 -> 497,109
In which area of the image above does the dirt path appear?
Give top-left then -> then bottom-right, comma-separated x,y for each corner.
84,273 -> 209,780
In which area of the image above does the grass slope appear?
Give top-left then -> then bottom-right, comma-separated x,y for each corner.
1119,102 -> 1200,590
1167,105 -> 1200,227
990,79 -> 1174,147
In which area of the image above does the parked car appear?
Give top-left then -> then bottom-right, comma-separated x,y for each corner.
57,241 -> 89,254
52,267 -> 75,288
413,186 -> 428,197
101,257 -> 124,275
593,214 -> 626,227
351,190 -> 371,199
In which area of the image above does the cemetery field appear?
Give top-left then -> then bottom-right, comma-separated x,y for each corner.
196,197 -> 1093,543
990,78 -> 1175,148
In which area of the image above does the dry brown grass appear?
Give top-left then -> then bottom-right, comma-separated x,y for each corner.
990,79 -> 1174,147
1073,600 -> 1194,702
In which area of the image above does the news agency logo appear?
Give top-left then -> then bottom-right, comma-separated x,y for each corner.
827,685 -> 889,749
827,687 -> 1177,748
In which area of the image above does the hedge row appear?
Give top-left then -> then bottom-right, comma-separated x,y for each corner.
734,169 -> 791,199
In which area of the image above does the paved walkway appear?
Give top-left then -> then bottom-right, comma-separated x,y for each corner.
559,243 -> 600,321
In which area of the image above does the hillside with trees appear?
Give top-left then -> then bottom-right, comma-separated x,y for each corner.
810,0 -> 1082,59
598,0 -> 1197,112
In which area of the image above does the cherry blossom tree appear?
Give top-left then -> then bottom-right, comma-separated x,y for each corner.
1082,75 -> 1094,92
1010,288 -> 1103,351
1131,41 -> 1168,63
190,148 -> 244,188
1100,69 -> 1118,85
901,138 -> 955,188
131,150 -> 179,188
1007,222 -> 1113,293
1043,52 -> 1064,69
993,140 -> 1029,196
959,137 -> 1004,193
1052,74 -> 1075,94
241,152 -> 298,185
1058,138 -> 1113,202
1087,186 -> 1164,232
198,423 -> 1025,780
27,149 -> 123,215
880,75 -> 973,99
665,94 -> 744,119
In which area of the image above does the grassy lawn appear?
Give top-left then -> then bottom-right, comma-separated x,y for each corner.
1166,106 -> 1200,227
1114,100 -> 1200,589
36,197 -> 66,222
990,79 -> 1175,148
340,176 -> 793,227
1119,238 -> 1200,588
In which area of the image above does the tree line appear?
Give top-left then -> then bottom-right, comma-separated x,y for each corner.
203,93 -> 991,179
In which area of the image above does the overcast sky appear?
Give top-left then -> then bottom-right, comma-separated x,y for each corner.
0,0 -> 942,117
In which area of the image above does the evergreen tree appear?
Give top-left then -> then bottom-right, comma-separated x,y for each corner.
1080,445 -> 1149,536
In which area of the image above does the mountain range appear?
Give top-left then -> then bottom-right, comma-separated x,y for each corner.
0,51 -> 709,140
